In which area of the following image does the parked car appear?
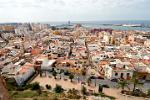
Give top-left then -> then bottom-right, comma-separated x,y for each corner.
97,76 -> 104,79
64,71 -> 71,76
132,89 -> 143,96
81,82 -> 86,85
111,78 -> 118,82
102,84 -> 110,88
90,76 -> 97,79
64,78 -> 68,81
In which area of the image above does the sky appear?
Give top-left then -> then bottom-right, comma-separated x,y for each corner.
0,0 -> 150,22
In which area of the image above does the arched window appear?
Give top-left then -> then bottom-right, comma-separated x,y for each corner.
115,72 -> 118,76
121,73 -> 124,78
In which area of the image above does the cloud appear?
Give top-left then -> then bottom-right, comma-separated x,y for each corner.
0,0 -> 147,8
0,0 -> 149,22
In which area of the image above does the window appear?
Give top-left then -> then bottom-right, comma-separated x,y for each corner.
123,65 -> 126,68
115,72 -> 118,76
121,73 -> 124,78
127,73 -> 130,77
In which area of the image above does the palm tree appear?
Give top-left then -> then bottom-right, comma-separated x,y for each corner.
94,78 -> 97,87
87,77 -> 92,86
59,69 -> 64,79
131,71 -> 143,92
69,74 -> 74,82
98,84 -> 103,93
81,86 -> 87,95
118,79 -> 129,93
77,76 -> 80,83
81,68 -> 86,76
52,71 -> 57,79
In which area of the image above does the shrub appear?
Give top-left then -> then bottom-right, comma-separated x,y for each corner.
31,82 -> 40,90
45,84 -> 51,90
81,86 -> 87,95
24,84 -> 32,89
16,87 -> 25,91
147,89 -> 150,96
69,74 -> 74,82
67,88 -> 81,99
54,84 -> 64,93
98,84 -> 103,93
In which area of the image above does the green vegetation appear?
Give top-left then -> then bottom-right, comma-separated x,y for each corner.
45,84 -> 52,90
147,89 -> 150,96
131,72 -> 143,93
10,90 -> 48,100
54,84 -> 64,93
116,72 -> 148,98
93,93 -> 116,100
31,82 -> 40,90
81,68 -> 86,76
67,88 -> 81,99
10,90 -> 39,98
69,74 -> 74,82
98,84 -> 103,93
6,78 -> 18,91
81,85 -> 87,95
52,71 -> 57,79
118,79 -> 129,93
87,77 -> 92,86
59,69 -> 64,79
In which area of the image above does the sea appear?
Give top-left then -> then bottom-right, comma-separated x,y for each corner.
47,20 -> 150,32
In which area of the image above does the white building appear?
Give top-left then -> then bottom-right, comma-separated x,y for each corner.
104,59 -> 134,80
144,39 -> 150,47
14,63 -> 35,86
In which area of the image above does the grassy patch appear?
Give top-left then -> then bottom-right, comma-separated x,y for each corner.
10,90 -> 80,100
10,90 -> 48,100
93,93 -> 116,100
10,90 -> 39,98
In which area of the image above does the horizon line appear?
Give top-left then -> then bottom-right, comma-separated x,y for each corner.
0,19 -> 150,24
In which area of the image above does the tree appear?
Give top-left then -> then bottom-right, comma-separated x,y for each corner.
31,82 -> 40,90
69,74 -> 74,82
52,71 -> 57,79
68,88 -> 78,94
51,68 -> 55,72
81,68 -> 86,76
67,88 -> 81,99
98,84 -> 103,93
54,84 -> 64,93
87,77 -> 92,86
118,79 -> 129,93
147,88 -> 150,96
131,71 -> 143,92
94,78 -> 97,87
30,82 -> 41,95
81,86 -> 87,95
59,69 -> 64,79
45,84 -> 51,90
112,38 -> 115,45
